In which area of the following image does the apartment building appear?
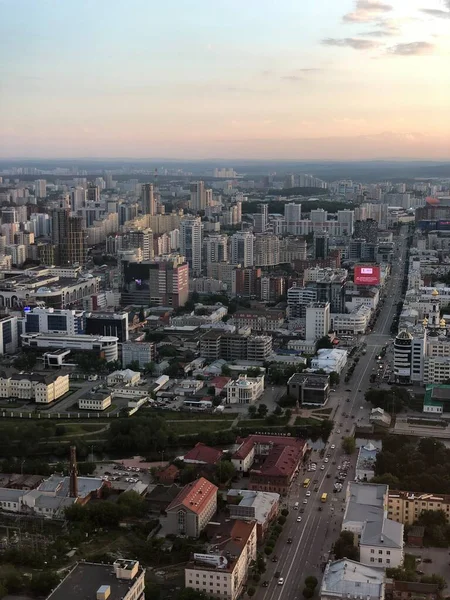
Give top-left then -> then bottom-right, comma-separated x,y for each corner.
200,330 -> 272,362
232,310 -> 284,332
185,520 -> 257,600
388,490 -> 450,525
305,302 -> 331,340
166,478 -> 218,538
78,392 -> 112,411
331,304 -> 372,335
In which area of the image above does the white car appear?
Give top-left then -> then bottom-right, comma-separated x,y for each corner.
331,444 -> 336,450
278,578 -> 284,586
320,465 -> 325,471
324,458 -> 329,463
303,499 -> 308,504
306,491 -> 311,497
297,516 -> 302,522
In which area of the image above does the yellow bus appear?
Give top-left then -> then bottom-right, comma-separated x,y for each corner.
303,478 -> 311,488
321,493 -> 328,503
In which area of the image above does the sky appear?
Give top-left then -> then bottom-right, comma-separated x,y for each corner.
0,0 -> 449,160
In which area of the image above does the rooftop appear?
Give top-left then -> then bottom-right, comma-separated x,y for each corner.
321,559 -> 384,600
37,475 -> 104,499
47,561 -> 143,600
166,477 -> 218,516
252,443 -> 304,478
360,517 -> 403,549
287,372 -> 330,388
183,443 -> 223,465
227,489 -> 279,524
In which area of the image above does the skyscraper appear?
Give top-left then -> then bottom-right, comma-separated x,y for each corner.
141,183 -> 155,216
204,234 -> 228,264
180,216 -> 203,275
86,185 -> 100,203
284,203 -> 302,234
314,232 -> 329,259
34,179 -> 47,198
253,203 -> 268,233
231,231 -> 254,267
190,181 -> 206,212
52,208 -> 85,266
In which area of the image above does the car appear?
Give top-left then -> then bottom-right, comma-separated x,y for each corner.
346,398 -> 350,402
326,473 -> 331,478
306,491 -> 311,497
337,429 -> 341,434
324,458 -> 329,463
318,506 -> 323,511
314,486 -> 319,492
297,516 -> 302,522
271,556 -> 278,563
320,465 -> 325,470
337,465 -> 342,470
277,578 -> 284,586
287,538 -> 293,544
300,507 -> 305,513
303,499 -> 308,504
423,558 -> 432,564
263,581 -> 269,587
331,444 -> 335,450
345,389 -> 351,392
274,571 -> 280,579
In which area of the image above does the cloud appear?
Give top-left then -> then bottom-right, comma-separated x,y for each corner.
282,75 -> 303,81
322,37 -> 380,49
420,8 -> 450,17
343,0 -> 392,23
361,28 -> 396,36
387,41 -> 434,55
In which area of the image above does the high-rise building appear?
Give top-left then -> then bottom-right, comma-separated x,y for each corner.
231,231 -> 254,267
253,203 -> 268,233
52,208 -> 85,266
204,234 -> 228,264
180,216 -> 203,275
314,233 -> 329,259
254,233 -> 280,267
128,229 -> 154,260
190,181 -> 206,212
71,186 -> 86,211
86,185 -> 100,203
354,219 -> 378,244
305,302 -> 331,341
284,203 -> 302,234
141,183 -> 155,216
34,179 -> 47,198
85,311 -> 129,342
121,259 -> 189,308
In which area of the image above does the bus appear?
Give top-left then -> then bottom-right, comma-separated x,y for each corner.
321,493 -> 328,503
303,478 -> 311,488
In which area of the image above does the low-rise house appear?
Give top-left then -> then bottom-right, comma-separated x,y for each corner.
106,369 -> 141,386
311,348 -> 348,374
388,489 -> 450,525
174,379 -> 204,396
147,484 -> 181,513
184,443 -> 223,466
0,372 -> 69,404
78,391 -> 112,411
185,520 -> 257,600
320,559 -> 385,600
369,407 -> 391,427
356,442 -> 379,482
165,477 -> 218,538
227,489 -> 279,541
387,580 -> 438,600
342,482 -> 388,540
155,465 -> 180,485
287,372 -> 330,407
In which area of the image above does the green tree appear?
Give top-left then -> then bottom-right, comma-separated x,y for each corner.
30,571 -> 60,596
305,576 -> 318,590
420,574 -> 447,591
257,404 -> 268,418
316,336 -> 333,351
302,587 -> 314,599
178,589 -> 211,600
273,405 -> 283,416
342,437 -> 356,455
216,460 -> 236,484
333,531 -> 359,561
281,509 -> 289,517
264,546 -> 273,555
221,364 -> 231,376
247,587 -> 256,597
248,405 -> 257,418
117,491 -> 147,517
329,371 -> 340,385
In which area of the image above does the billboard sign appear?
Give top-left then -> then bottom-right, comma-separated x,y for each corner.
193,553 -> 228,569
354,265 -> 380,286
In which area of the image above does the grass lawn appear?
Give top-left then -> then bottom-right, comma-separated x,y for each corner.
239,418 -> 288,427
148,410 -> 238,420
295,416 -> 323,426
312,407 -> 333,415
167,421 -> 232,435
404,553 -> 417,571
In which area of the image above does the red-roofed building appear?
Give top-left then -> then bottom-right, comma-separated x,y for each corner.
184,442 -> 223,465
210,376 -> 231,396
165,477 -> 218,538
156,464 -> 180,485
231,434 -> 307,495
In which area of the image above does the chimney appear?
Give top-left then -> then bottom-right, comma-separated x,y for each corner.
69,445 -> 78,498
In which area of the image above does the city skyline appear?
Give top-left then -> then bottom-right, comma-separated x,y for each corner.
1,0 -> 449,159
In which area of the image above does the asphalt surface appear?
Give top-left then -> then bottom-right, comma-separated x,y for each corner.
256,227 -> 409,600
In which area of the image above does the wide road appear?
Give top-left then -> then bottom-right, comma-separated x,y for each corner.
256,226 -> 409,600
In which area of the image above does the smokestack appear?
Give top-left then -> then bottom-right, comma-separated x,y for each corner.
69,445 -> 78,498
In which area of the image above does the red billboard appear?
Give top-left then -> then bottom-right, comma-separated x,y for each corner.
354,265 -> 380,285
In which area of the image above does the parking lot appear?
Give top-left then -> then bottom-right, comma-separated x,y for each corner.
94,462 -> 152,489
406,547 -> 450,588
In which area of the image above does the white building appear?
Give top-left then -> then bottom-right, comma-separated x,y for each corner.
332,305 -> 372,335
311,348 -> 348,374
121,341 -> 155,368
79,392 -> 112,411
225,374 -> 265,405
23,307 -> 85,335
21,332 -> 119,362
320,559 -> 385,600
107,369 -> 141,386
360,518 -> 404,568
305,302 -> 331,341
231,231 -> 254,267
284,203 -> 302,235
